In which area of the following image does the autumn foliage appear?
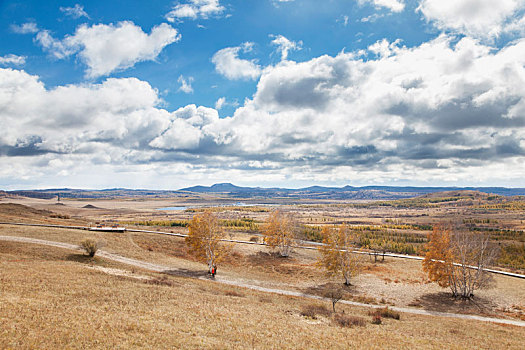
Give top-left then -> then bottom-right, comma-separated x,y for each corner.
317,224 -> 362,285
263,210 -> 297,257
186,211 -> 228,273
422,226 -> 454,289
423,225 -> 498,298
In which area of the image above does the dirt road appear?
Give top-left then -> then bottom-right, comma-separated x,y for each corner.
1,235 -> 524,327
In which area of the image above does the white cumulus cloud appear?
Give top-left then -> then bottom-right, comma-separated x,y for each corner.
0,54 -> 26,66
60,4 -> 90,19
215,97 -> 226,110
35,30 -> 77,59
209,34 -> 525,183
368,38 -> 403,57
178,75 -> 194,93
359,0 -> 405,13
149,104 -> 220,150
212,42 -> 262,80
418,0 -> 525,39
35,21 -> 180,78
165,0 -> 225,21
10,22 -> 38,34
270,35 -> 302,61
0,68 -> 167,154
3,31 -> 525,186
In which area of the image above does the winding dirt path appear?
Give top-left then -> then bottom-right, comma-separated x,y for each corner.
1,235 -> 524,328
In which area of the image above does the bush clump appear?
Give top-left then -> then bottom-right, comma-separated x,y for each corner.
381,307 -> 400,320
368,307 -> 400,320
371,314 -> 382,325
50,213 -> 71,219
80,239 -> 99,257
300,304 -> 331,319
333,313 -> 366,327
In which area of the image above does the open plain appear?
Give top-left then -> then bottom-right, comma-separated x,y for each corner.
1,191 -> 525,349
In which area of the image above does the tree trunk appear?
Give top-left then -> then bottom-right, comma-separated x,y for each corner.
343,276 -> 350,286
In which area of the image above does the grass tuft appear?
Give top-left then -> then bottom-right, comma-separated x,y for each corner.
369,307 -> 401,320
333,313 -> 366,327
300,304 -> 331,319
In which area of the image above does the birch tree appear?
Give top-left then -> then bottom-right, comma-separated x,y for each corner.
423,225 -> 498,298
263,210 -> 297,257
186,211 -> 228,274
317,224 -> 362,286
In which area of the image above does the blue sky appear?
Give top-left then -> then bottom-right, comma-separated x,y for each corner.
1,1 -> 434,116
1,0 -> 525,189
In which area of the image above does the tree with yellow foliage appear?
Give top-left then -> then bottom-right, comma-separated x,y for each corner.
186,211 -> 228,274
423,224 -> 498,298
263,210 -> 297,257
317,224 -> 362,285
422,225 -> 455,289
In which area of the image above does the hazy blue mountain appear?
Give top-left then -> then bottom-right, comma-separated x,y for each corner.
5,184 -> 525,200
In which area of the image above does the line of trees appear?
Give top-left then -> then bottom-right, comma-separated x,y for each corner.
185,210 -> 499,299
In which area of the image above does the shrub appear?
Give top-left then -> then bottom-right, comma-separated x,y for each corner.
300,304 -> 331,319
371,314 -> 382,325
381,307 -> 400,320
80,239 -> 99,257
50,213 -> 71,219
368,307 -> 400,320
333,313 -> 366,327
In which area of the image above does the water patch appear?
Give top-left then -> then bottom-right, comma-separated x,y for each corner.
155,203 -> 279,211
155,206 -> 188,211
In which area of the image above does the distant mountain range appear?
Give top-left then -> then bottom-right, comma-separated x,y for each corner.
179,183 -> 525,199
2,188 -> 181,200
3,183 -> 525,200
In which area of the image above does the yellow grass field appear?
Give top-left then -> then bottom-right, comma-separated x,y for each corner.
1,241 -> 525,349
1,198 -> 525,348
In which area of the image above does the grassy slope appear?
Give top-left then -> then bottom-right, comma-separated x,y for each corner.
1,242 -> 524,349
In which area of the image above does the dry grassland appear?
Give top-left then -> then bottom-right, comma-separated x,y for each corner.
1,222 -> 524,318
1,198 -> 525,348
1,241 -> 524,349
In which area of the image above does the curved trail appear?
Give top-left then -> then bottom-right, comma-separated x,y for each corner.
2,221 -> 524,279
1,235 -> 524,328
